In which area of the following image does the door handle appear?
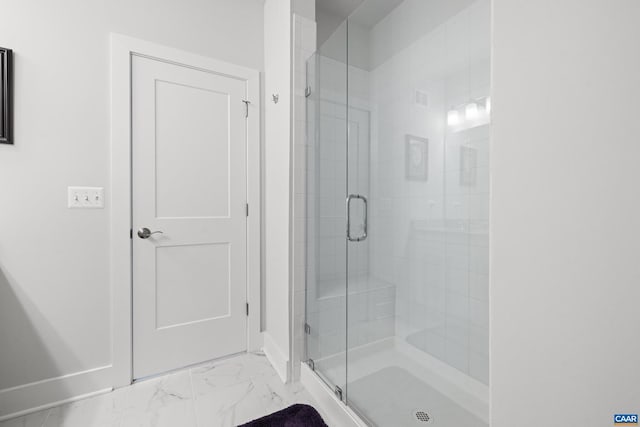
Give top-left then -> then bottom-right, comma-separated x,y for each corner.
137,227 -> 163,239
346,194 -> 368,242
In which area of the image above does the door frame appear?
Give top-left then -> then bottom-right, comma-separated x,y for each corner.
110,33 -> 262,387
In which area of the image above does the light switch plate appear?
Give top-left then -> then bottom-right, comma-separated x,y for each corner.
68,187 -> 105,209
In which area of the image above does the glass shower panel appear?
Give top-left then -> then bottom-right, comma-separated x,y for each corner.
305,21 -> 348,397
345,1 -> 491,426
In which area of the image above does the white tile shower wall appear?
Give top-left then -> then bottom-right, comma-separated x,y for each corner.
367,0 -> 490,384
291,14 -> 316,381
306,279 -> 396,360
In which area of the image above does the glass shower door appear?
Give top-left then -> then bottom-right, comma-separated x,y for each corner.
304,21 -> 348,400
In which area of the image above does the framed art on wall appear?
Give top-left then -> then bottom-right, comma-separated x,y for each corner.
0,47 -> 13,145
405,134 -> 428,181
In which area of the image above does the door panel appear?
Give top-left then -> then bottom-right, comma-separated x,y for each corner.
132,55 -> 247,379
154,80 -> 232,219
155,243 -> 231,329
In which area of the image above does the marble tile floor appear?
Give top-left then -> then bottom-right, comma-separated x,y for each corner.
0,352 -> 326,427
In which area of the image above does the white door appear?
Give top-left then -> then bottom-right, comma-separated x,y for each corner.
132,54 -> 248,379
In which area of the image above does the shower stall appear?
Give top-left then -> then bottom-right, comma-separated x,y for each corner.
304,0 -> 490,425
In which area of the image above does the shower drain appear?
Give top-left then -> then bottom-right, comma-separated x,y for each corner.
413,410 -> 432,423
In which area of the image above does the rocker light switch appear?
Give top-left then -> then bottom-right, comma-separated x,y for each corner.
68,187 -> 105,209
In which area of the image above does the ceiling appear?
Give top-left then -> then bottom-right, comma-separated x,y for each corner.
316,0 -> 405,28
316,0 -> 363,21
349,0 -> 405,28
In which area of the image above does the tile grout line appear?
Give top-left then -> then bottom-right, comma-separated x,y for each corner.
188,368 -> 200,427
40,408 -> 52,427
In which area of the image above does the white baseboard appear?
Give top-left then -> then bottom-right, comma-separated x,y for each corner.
0,365 -> 113,421
262,332 -> 289,383
300,363 -> 367,427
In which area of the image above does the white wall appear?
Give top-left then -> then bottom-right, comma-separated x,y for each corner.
0,0 -> 263,417
263,0 -> 293,381
491,1 -> 640,425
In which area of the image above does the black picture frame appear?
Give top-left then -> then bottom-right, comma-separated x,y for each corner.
0,47 -> 13,145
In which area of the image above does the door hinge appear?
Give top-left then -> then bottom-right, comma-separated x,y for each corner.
246,302 -> 249,316
130,229 -> 133,239
305,60 -> 312,98
304,323 -> 311,335
246,203 -> 249,217
335,386 -> 343,401
242,99 -> 251,118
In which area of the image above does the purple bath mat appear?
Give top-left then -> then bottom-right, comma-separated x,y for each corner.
238,403 -> 328,427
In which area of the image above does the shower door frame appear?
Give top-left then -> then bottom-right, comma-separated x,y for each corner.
303,37 -> 374,411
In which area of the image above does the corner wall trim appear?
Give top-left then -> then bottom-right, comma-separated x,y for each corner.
263,332 -> 290,383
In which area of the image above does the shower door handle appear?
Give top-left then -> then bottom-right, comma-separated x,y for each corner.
347,194 -> 368,242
